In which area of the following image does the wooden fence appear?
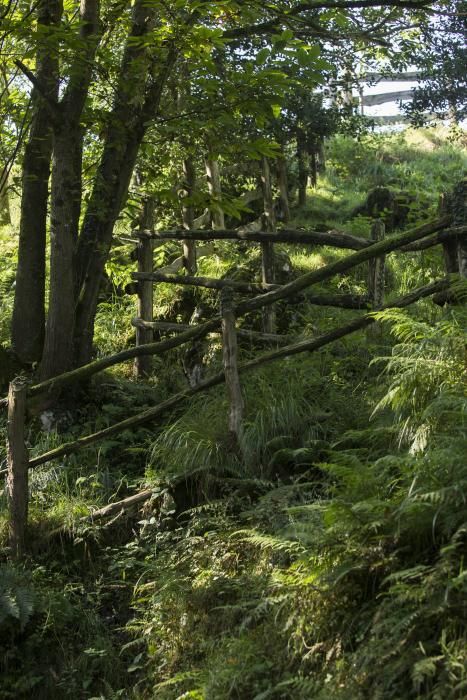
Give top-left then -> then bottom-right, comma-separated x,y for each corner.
2,213 -> 465,557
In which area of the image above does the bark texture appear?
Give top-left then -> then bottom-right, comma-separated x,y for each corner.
11,0 -> 61,363
40,0 -> 101,379
74,0 -> 178,366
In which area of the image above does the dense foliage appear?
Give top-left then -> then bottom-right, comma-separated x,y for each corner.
1,125 -> 466,698
1,0 -> 466,697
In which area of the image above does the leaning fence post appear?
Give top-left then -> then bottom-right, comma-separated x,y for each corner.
221,287 -> 244,449
6,378 -> 29,558
368,219 -> 386,309
135,199 -> 154,379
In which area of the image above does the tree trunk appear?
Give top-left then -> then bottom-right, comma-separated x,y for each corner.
221,287 -> 243,448
181,156 -> 197,273
11,0 -> 61,364
135,198 -> 154,379
368,220 -> 386,308
296,128 -> 308,207
0,175 -> 11,225
276,150 -> 290,222
261,156 -> 276,333
39,0 -> 100,380
205,155 -> 225,229
309,143 -> 318,188
73,2 -> 178,366
39,130 -> 82,379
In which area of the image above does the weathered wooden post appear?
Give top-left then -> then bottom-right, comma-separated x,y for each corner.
6,378 -> 29,558
135,197 -> 154,379
261,156 -> 277,333
368,219 -> 386,308
221,287 -> 244,449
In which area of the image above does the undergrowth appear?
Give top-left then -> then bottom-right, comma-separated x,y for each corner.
0,128 -> 465,699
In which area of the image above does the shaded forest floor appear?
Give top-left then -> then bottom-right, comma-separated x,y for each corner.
1,128 -> 466,699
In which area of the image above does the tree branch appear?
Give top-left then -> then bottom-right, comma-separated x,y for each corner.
14,59 -> 61,123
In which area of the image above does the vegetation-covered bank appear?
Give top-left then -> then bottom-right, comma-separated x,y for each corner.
1,124 -> 466,698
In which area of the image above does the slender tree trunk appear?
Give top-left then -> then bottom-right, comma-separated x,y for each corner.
0,175 -> 11,225
11,0 -> 61,364
309,140 -> 318,188
205,154 -> 225,229
221,287 -> 243,448
181,155 -> 197,273
296,128 -> 308,207
276,149 -> 290,222
261,157 -> 276,333
73,3 -> 178,366
135,197 -> 154,378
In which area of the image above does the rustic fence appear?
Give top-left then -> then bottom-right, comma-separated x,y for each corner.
2,212 -> 465,557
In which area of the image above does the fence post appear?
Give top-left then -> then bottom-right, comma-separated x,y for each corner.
6,378 -> 29,558
135,198 -> 154,379
261,156 -> 276,333
368,219 -> 386,308
221,287 -> 244,449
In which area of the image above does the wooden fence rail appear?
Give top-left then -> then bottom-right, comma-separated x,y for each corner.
1,277 -> 451,480
133,223 -> 464,253
0,215 -> 455,409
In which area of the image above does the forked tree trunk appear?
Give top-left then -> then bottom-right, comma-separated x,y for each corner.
11,0 -> 61,364
39,0 -> 100,380
73,3 -> 178,367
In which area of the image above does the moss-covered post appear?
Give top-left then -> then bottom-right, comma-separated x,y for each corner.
221,287 -> 243,449
6,378 -> 29,558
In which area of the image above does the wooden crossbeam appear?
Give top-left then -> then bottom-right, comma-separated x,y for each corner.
132,272 -> 278,294
131,319 -> 292,344
133,227 -> 369,250
0,216 -> 450,407
21,278 -> 450,470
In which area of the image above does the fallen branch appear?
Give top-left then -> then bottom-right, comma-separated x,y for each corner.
81,489 -> 153,522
